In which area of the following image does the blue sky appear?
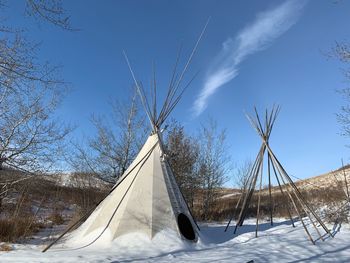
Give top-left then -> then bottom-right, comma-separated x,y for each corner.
7,0 -> 350,183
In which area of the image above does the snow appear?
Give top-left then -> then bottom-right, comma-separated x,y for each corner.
43,173 -> 110,189
219,192 -> 240,199
1,219 -> 350,262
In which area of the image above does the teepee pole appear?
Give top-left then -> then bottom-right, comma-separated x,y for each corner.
265,112 -> 274,227
225,190 -> 244,232
234,163 -> 257,232
274,162 -> 325,241
269,156 -> 315,245
234,145 -> 264,233
280,171 -> 324,241
123,51 -> 155,129
304,207 -> 325,241
282,175 -> 324,241
270,153 -> 295,227
255,149 -> 264,237
233,151 -> 260,231
267,153 -> 273,226
157,19 -> 209,128
157,45 -> 182,126
160,71 -> 199,124
168,18 -> 209,102
151,62 -> 157,121
263,111 -> 331,239
42,207 -> 93,252
237,147 -> 264,229
267,146 -> 332,237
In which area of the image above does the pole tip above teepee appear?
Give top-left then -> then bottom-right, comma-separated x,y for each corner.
123,19 -> 209,133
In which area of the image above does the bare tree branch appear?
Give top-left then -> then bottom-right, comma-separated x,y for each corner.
25,0 -> 76,31
332,42 -> 350,139
70,89 -> 148,183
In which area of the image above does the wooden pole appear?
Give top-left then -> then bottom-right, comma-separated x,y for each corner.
233,145 -> 264,234
42,209 -> 92,252
237,146 -> 265,228
270,157 -> 315,245
267,152 -> 273,226
270,155 -> 295,227
255,150 -> 264,237
279,171 -> 324,241
266,144 -> 332,237
225,189 -> 243,232
274,163 -> 325,241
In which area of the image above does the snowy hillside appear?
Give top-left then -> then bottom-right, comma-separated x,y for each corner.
295,166 -> 350,191
43,173 -> 111,189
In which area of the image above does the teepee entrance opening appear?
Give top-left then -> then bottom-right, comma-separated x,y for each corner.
177,213 -> 196,241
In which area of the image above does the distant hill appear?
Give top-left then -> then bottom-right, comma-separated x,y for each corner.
295,165 -> 350,191
219,164 -> 350,199
44,172 -> 112,189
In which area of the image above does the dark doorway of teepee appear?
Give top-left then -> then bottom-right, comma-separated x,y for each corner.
177,213 -> 196,241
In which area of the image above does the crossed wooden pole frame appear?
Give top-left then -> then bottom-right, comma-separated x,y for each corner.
225,106 -> 333,244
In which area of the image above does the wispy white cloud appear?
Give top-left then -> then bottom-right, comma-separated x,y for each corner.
192,0 -> 307,117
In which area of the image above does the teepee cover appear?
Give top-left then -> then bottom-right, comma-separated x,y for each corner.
70,133 -> 197,244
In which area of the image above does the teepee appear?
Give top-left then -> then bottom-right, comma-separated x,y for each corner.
225,106 -> 332,244
43,23 -> 208,252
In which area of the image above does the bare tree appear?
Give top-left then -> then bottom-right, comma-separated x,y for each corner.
234,159 -> 253,192
71,90 -> 148,183
0,84 -> 70,172
0,1 -> 73,174
331,42 -> 350,138
164,120 -> 200,208
197,119 -> 231,220
0,1 -> 73,212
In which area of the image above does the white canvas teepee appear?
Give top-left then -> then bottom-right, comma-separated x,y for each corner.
43,23 -> 208,252
52,132 -> 198,249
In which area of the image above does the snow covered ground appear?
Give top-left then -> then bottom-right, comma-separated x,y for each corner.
1,218 -> 349,263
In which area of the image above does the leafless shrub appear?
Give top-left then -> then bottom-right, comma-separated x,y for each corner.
0,216 -> 44,242
195,182 -> 348,222
0,243 -> 13,252
196,119 -> 231,220
70,89 -> 147,183
0,183 -> 45,242
0,169 -> 108,242
47,212 -> 65,225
